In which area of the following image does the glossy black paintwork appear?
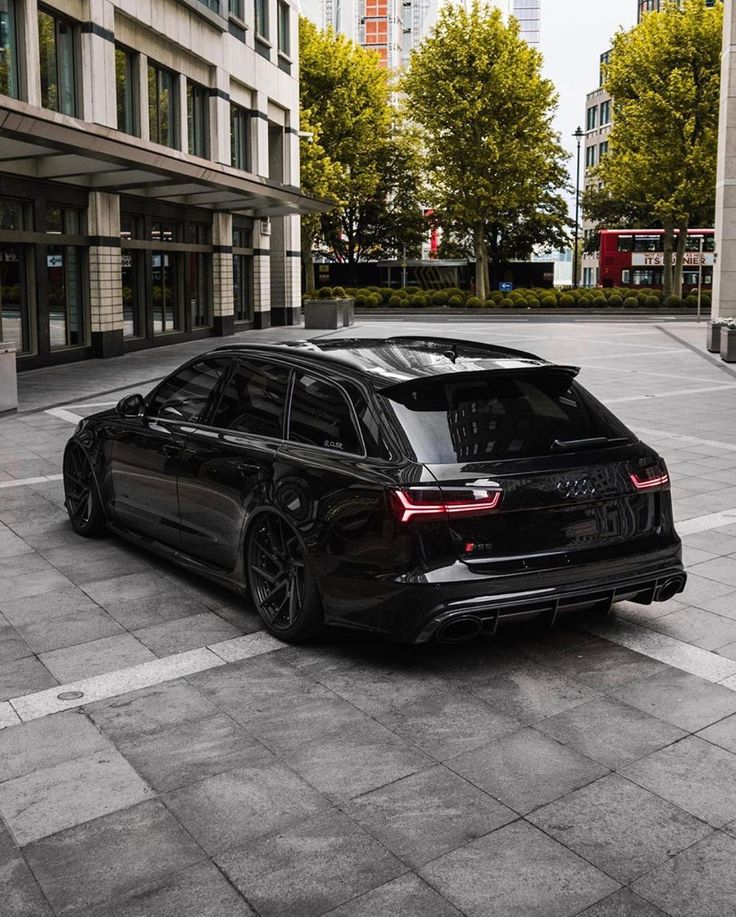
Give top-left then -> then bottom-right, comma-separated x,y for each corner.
67,337 -> 685,642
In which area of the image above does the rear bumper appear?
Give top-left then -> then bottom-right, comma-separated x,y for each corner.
320,543 -> 686,642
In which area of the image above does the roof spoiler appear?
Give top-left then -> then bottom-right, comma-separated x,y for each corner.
378,364 -> 581,397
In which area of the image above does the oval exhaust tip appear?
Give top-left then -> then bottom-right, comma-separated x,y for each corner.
436,616 -> 483,644
655,577 -> 684,603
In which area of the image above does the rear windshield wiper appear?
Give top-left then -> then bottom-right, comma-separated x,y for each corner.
552,436 -> 630,452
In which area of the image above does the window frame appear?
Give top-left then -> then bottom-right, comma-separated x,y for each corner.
186,79 -> 209,158
38,6 -> 78,116
0,0 -> 20,99
285,370 -> 367,458
148,59 -> 178,149
230,103 -> 251,172
203,355 -> 291,440
277,0 -> 290,57
115,44 -> 138,136
145,356 -> 230,423
254,0 -> 269,40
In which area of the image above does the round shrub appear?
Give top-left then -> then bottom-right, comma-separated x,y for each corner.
431,290 -> 448,306
317,287 -> 333,299
378,288 -> 392,303
558,293 -> 575,307
607,294 -> 623,307
444,287 -> 465,300
685,295 -> 698,308
304,289 -> 317,300
526,297 -> 541,309
410,293 -> 428,307
465,296 -> 482,308
499,297 -> 514,308
645,295 -> 660,309
388,294 -> 403,308
395,287 -> 409,298
448,295 -> 464,308
665,295 -> 684,309
489,291 -> 504,303
331,286 -> 346,299
354,294 -> 368,308
623,296 -> 638,309
369,294 -> 382,307
541,295 -> 557,308
579,294 -> 594,307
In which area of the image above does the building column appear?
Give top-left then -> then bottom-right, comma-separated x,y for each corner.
177,73 -> 189,154
137,53 -> 150,142
212,212 -> 234,337
211,68 -> 230,165
713,0 -> 736,319
81,0 -> 116,126
269,214 -> 300,326
19,0 -> 41,106
88,192 -> 124,357
253,217 -> 271,329
253,91 -> 270,178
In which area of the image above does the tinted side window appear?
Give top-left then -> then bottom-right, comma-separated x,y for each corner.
148,358 -> 226,422
288,373 -> 363,454
210,358 -> 290,437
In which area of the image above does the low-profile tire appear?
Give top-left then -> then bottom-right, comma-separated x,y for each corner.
246,510 -> 323,643
63,443 -> 106,537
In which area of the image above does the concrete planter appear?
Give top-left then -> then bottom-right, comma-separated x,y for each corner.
707,321 -> 722,353
304,298 -> 355,330
721,327 -> 736,363
0,342 -> 18,415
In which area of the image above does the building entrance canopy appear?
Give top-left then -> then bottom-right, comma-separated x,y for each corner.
0,100 -> 330,218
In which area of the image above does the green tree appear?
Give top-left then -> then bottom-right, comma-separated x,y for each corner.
402,1 -> 569,299
586,0 -> 722,295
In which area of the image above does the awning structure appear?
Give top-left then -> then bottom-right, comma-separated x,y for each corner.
0,100 -> 333,217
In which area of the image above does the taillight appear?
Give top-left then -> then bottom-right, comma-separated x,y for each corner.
630,470 -> 670,491
390,487 -> 502,523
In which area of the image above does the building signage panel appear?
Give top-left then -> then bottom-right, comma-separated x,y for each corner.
631,252 -> 714,267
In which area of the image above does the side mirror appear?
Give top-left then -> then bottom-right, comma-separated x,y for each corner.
117,393 -> 145,417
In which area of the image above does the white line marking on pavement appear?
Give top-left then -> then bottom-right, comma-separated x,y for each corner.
607,383 -> 736,404
677,508 -> 736,536
631,427 -> 736,453
0,474 -> 64,490
5,631 -> 286,727
584,617 -> 736,684
44,407 -> 83,424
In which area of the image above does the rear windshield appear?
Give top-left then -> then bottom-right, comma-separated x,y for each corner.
385,373 -> 633,463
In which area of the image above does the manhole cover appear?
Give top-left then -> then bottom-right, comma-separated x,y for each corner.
57,691 -> 84,701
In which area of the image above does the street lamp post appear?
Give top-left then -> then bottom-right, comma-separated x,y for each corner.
573,126 -> 584,289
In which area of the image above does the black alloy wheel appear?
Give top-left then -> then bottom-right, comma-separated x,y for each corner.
63,443 -> 106,537
247,511 -> 322,642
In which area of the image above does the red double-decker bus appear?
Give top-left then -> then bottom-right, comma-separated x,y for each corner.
597,229 -> 714,290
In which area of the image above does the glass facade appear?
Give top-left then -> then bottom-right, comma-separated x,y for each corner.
187,81 -> 209,158
0,199 -> 28,353
231,104 -> 251,171
0,0 -> 19,98
38,8 -> 77,115
115,46 -> 137,135
255,0 -> 269,38
148,61 -> 177,148
233,227 -> 253,323
277,1 -> 290,55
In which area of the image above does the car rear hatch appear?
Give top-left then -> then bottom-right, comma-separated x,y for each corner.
382,365 -> 672,573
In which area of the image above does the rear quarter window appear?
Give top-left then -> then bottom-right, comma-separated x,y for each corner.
386,373 -> 632,463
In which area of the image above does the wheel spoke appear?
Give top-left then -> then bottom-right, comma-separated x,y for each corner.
288,580 -> 298,624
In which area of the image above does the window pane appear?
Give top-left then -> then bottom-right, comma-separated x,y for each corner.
230,104 -> 250,170
116,47 -> 136,135
149,62 -> 176,148
0,0 -> 20,98
233,252 -> 252,322
288,373 -> 362,454
38,11 -> 59,111
210,359 -> 289,435
187,81 -> 208,157
150,359 -> 226,422
152,250 -> 179,333
277,1 -> 289,54
56,18 -> 75,114
255,0 -> 269,38
187,251 -> 210,327
121,249 -> 143,338
0,242 -> 29,353
47,245 -> 84,349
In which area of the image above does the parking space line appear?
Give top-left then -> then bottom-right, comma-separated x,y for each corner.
0,474 -> 64,490
631,428 -> 736,453
44,407 -> 84,424
4,631 -> 286,727
607,383 -> 736,403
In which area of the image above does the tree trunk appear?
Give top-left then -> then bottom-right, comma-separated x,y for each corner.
673,219 -> 688,298
301,232 -> 315,292
662,220 -> 674,299
474,222 -> 489,300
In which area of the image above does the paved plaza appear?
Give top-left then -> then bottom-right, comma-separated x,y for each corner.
3,317 -> 736,916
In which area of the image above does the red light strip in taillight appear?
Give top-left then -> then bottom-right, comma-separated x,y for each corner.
392,489 -> 502,523
630,472 -> 670,491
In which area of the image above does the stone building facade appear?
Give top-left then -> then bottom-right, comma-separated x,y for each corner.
0,0 -> 326,369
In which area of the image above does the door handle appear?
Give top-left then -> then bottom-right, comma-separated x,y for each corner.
161,444 -> 180,457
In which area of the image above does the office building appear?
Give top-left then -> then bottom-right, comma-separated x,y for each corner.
0,0 -> 326,369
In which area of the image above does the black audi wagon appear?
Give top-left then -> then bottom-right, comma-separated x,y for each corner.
63,337 -> 686,643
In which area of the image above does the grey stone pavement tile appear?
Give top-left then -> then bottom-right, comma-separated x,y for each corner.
132,612 -> 245,657
0,656 -> 57,701
611,667 -> 736,732
162,759 -> 331,855
643,605 -> 736,650
40,632 -> 157,682
420,819 -> 619,917
631,831 -> 736,917
322,873 -> 464,917
84,861 -> 257,917
344,766 -> 516,868
23,800 -> 205,915
16,606 -> 124,654
0,585 -> 100,627
103,591 -> 215,629
1,853 -> 54,916
447,726 -> 609,815
216,808 -> 406,917
0,623 -> 33,664
697,712 -> 736,754
620,736 -> 736,828
528,773 -> 712,883
575,888 -> 668,916
0,749 -> 154,845
81,571 -> 182,606
535,697 -> 686,769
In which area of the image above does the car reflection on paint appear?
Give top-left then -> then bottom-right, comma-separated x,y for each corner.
62,337 -> 686,644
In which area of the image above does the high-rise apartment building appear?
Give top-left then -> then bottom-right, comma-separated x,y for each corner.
638,0 -> 716,21
0,0 -> 328,369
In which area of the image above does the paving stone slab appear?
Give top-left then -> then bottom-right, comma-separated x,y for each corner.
162,759 -> 330,854
697,712 -> 736,755
103,592 -> 215,630
81,572 -> 178,606
528,773 -> 712,883
23,800 -> 205,915
0,586 -> 100,627
216,808 -> 406,917
575,888 -> 668,916
40,632 -> 157,682
536,697 -> 686,769
345,765 -> 516,868
447,726 -> 609,815
0,854 -> 54,916
84,861 -> 256,917
17,606 -> 124,655
420,819 -> 619,917
644,606 -> 736,651
0,710 -> 111,782
612,667 -> 736,732
0,749 -> 154,845
0,624 -> 32,664
322,873 -> 463,917
620,736 -> 736,827
133,612 -> 245,656
0,656 -> 57,702
632,831 -> 736,917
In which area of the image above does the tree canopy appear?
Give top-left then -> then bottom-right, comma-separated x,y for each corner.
584,0 -> 722,295
402,0 -> 569,298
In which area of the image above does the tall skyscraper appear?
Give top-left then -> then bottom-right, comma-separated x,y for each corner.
638,0 -> 716,21
512,0 -> 541,46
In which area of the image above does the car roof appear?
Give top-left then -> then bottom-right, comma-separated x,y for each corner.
213,336 -> 569,387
